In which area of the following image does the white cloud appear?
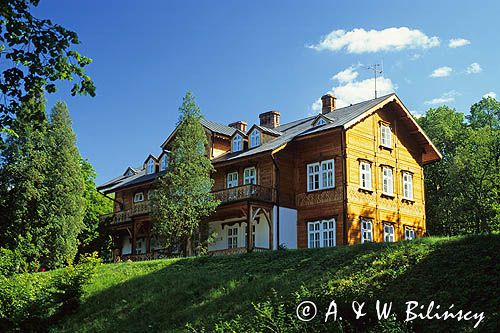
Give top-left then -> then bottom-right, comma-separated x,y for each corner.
483,92 -> 496,99
424,90 -> 460,105
466,62 -> 482,74
311,73 -> 396,111
430,66 -> 452,78
448,38 -> 470,48
308,27 -> 440,53
331,66 -> 359,83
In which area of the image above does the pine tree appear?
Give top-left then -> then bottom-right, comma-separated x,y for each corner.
43,101 -> 86,268
151,92 -> 219,256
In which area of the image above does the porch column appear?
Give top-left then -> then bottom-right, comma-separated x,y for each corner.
145,222 -> 151,254
131,221 -> 137,255
246,202 -> 253,252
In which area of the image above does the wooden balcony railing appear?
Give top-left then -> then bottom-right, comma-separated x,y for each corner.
212,184 -> 275,204
100,201 -> 151,225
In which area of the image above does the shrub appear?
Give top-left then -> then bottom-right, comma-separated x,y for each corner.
0,252 -> 101,331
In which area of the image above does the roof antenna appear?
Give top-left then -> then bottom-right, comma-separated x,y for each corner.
366,63 -> 383,99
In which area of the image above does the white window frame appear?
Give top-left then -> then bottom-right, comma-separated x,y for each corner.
160,154 -> 168,171
359,161 -> 372,190
308,219 -> 336,248
380,123 -> 392,148
133,192 -> 144,203
402,172 -> 413,200
147,159 -> 155,174
226,171 -> 238,188
243,167 -> 257,185
383,223 -> 395,242
382,166 -> 394,196
405,227 -> 415,240
307,159 -> 335,192
227,226 -> 238,249
232,134 -> 243,152
360,219 -> 373,243
250,129 -> 260,148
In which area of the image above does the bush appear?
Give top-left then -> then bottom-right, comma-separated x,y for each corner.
0,253 -> 101,332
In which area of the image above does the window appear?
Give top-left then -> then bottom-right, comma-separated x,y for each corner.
227,226 -> 238,249
147,159 -> 155,174
382,167 -> 393,196
245,224 -> 256,248
226,171 -> 238,188
402,172 -> 413,200
383,224 -> 395,242
315,118 -> 326,126
133,192 -> 144,203
405,227 -> 415,240
160,154 -> 168,171
243,167 -> 256,184
147,190 -> 154,200
361,219 -> 373,243
308,219 -> 336,248
380,123 -> 392,148
307,159 -> 335,191
250,129 -> 260,148
359,161 -> 372,190
232,134 -> 243,152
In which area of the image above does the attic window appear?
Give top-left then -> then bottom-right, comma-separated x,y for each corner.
125,169 -> 135,177
160,154 -> 168,171
232,134 -> 243,152
250,129 -> 260,148
316,118 -> 327,126
147,159 -> 155,174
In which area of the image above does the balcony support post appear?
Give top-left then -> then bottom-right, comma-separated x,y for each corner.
246,201 -> 253,253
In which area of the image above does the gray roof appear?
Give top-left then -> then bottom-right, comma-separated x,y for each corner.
200,118 -> 237,137
99,93 -> 397,192
213,93 -> 395,163
250,124 -> 283,136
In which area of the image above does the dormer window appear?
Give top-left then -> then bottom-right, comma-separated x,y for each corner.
160,154 -> 168,171
147,159 -> 155,174
232,134 -> 243,152
316,118 -> 327,126
250,129 -> 260,148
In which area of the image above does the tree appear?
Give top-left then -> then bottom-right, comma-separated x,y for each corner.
0,95 -> 49,267
42,101 -> 86,268
0,0 -> 95,148
78,159 -> 113,258
151,92 -> 219,256
418,97 -> 500,235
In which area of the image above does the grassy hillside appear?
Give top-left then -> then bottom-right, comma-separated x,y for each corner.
51,235 -> 499,332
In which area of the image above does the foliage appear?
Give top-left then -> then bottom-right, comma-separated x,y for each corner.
51,235 -> 499,332
0,99 -> 90,269
418,97 -> 500,235
78,159 -> 113,258
0,0 -> 95,148
0,253 -> 101,332
151,92 -> 219,256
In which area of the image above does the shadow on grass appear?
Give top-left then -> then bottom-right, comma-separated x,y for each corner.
51,235 -> 499,333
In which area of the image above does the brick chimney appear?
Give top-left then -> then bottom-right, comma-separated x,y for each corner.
259,110 -> 280,128
228,120 -> 247,132
321,94 -> 336,114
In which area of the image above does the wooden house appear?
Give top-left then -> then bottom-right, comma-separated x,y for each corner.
97,93 -> 441,260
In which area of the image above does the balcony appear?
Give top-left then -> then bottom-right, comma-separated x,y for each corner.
100,201 -> 151,225
212,184 -> 275,204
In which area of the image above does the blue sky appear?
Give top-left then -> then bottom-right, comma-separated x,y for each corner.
35,0 -> 499,184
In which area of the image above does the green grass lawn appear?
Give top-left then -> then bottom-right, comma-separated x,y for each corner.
50,235 -> 499,332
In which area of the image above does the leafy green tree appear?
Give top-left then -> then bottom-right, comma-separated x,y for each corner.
43,101 -> 86,268
0,0 -> 95,148
418,97 -> 500,235
151,92 -> 219,256
0,96 -> 49,267
78,159 -> 113,258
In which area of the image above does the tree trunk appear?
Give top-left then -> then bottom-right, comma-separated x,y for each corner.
185,237 -> 192,257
